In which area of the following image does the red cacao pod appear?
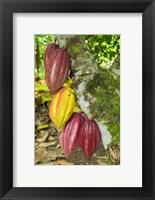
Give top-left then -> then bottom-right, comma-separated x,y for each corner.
60,112 -> 86,158
79,119 -> 100,160
45,48 -> 70,94
44,43 -> 59,70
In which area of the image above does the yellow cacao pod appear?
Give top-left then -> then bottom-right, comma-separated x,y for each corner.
49,86 -> 75,129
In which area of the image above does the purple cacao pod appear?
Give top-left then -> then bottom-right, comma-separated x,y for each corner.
45,48 -> 70,94
79,119 -> 100,160
60,112 -> 86,158
44,43 -> 59,70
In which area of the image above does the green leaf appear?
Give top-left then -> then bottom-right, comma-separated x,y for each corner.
35,83 -> 49,92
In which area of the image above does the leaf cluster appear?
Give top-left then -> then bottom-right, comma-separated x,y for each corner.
35,35 -> 54,79
83,35 -> 120,69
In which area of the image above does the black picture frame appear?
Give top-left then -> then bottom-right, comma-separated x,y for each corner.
0,0 -> 155,199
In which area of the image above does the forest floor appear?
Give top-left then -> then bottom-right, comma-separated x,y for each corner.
35,104 -> 120,165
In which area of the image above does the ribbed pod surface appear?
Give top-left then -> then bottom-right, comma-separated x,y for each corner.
45,47 -> 70,94
60,113 -> 86,157
49,87 -> 75,129
79,119 -> 100,160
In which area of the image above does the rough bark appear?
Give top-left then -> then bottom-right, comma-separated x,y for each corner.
55,35 -> 120,149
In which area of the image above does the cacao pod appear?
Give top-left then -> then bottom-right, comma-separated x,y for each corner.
44,43 -> 59,70
45,48 -> 70,94
49,86 -> 75,129
60,112 -> 86,158
79,119 -> 100,160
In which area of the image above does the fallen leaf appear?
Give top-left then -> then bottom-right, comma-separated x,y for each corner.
37,141 -> 56,148
56,147 -> 65,158
113,149 -> 120,160
36,130 -> 49,143
109,155 -> 116,164
37,130 -> 48,137
42,157 -> 56,163
35,148 -> 47,164
109,147 -> 118,160
49,127 -> 58,136
37,124 -> 49,130
43,150 -> 58,162
97,159 -> 107,165
48,135 -> 55,141
35,142 -> 38,147
56,160 -> 74,165
35,119 -> 42,126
